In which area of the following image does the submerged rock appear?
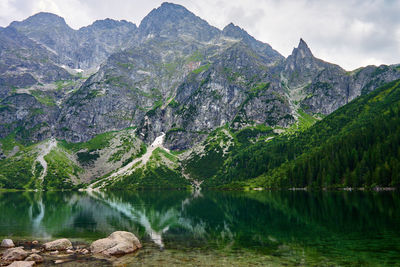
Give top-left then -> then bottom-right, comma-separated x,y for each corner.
90,231 -> 142,256
1,239 -> 15,248
49,250 -> 59,255
80,248 -> 90,255
25,253 -> 43,263
8,261 -> 35,267
1,247 -> 28,262
43,238 -> 72,251
54,259 -> 70,264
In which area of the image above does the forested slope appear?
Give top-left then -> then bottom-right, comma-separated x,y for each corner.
205,79 -> 400,189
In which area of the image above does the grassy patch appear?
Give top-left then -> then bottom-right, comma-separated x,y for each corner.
186,51 -> 204,62
168,98 -> 180,108
30,90 -> 56,106
59,131 -> 115,152
192,64 -> 210,74
43,149 -> 81,190
0,152 -> 35,189
0,133 -> 23,155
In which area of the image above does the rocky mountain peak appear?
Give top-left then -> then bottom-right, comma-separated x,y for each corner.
222,22 -> 283,63
222,22 -> 252,41
222,22 -> 240,33
138,2 -> 220,41
292,38 -> 313,58
10,12 -> 70,30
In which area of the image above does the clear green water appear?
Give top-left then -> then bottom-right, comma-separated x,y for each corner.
0,190 -> 399,266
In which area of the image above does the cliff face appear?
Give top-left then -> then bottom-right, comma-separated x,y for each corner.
1,2 -> 400,150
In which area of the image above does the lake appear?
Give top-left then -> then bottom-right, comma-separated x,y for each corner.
0,190 -> 399,266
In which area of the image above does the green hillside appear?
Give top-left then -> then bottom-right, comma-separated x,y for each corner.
205,79 -> 400,189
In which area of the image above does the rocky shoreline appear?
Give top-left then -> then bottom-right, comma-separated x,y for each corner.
0,231 -> 141,266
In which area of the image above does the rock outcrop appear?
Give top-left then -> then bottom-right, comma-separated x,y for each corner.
90,231 -> 142,256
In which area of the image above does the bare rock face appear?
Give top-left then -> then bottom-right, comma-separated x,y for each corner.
1,247 -> 28,262
25,253 -> 43,263
43,238 -> 72,251
90,231 -> 142,256
8,261 -> 35,267
1,239 -> 15,248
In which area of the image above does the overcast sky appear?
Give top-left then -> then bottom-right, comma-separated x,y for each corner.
0,0 -> 399,70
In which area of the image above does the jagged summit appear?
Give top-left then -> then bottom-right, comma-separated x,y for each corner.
160,2 -> 189,10
222,22 -> 283,62
138,1 -> 220,41
10,12 -> 69,28
222,22 -> 249,39
88,18 -> 136,30
140,2 -> 200,28
79,18 -> 137,30
291,38 -> 313,58
222,22 -> 239,31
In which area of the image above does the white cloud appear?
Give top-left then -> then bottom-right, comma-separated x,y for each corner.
0,0 -> 399,70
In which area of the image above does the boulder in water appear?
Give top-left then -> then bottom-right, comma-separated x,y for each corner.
1,247 -> 28,262
1,239 -> 15,248
90,231 -> 141,256
43,238 -> 72,251
8,261 -> 35,267
25,253 -> 43,263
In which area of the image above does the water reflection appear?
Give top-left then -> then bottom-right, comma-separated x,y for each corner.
0,190 -> 399,266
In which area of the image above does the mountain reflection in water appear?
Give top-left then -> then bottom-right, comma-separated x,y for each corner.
0,190 -> 399,266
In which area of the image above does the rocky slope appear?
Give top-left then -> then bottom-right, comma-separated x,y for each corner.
1,2 -> 400,189
10,12 -> 137,69
0,27 -> 72,98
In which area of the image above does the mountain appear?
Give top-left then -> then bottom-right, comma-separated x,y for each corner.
0,2 -> 400,190
138,2 -> 220,42
9,12 -> 137,69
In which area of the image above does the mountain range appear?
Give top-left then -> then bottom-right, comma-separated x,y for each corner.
0,2 -> 399,190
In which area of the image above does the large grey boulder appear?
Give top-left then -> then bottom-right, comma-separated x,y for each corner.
43,238 -> 72,251
1,238 -> 15,248
1,247 -> 28,262
90,231 -> 141,256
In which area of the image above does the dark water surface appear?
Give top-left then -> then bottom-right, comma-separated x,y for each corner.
0,190 -> 399,266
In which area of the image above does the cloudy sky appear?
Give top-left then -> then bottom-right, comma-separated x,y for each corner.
0,0 -> 399,70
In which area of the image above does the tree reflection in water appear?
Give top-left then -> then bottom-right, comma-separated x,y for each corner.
0,190 -> 399,266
